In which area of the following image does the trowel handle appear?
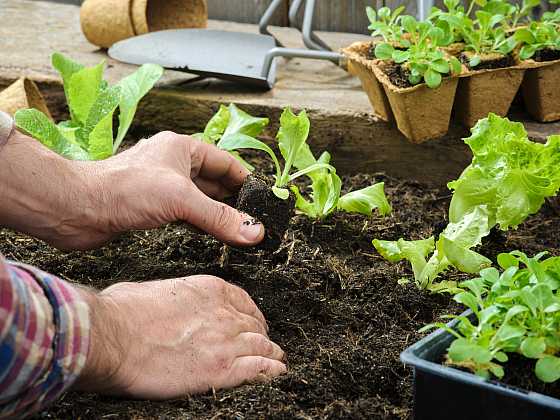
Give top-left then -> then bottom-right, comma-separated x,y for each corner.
261,48 -> 343,78
259,0 -> 331,52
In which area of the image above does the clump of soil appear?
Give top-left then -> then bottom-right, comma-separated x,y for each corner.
383,63 -> 414,88
459,52 -> 515,71
533,48 -> 560,63
236,174 -> 295,251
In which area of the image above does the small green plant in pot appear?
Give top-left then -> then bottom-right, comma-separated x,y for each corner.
15,52 -> 163,160
365,5 -> 405,59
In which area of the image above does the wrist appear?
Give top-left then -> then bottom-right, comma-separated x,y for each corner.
72,288 -> 126,393
0,130 -> 108,249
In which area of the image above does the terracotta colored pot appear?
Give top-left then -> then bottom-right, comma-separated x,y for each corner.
341,41 -> 393,122
454,66 -> 525,128
0,78 -> 52,119
521,59 -> 560,123
376,66 -> 459,144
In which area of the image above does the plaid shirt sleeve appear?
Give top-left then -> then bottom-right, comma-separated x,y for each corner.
0,255 -> 90,419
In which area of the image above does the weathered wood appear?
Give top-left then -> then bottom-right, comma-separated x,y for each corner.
207,0 -> 288,26
2,0 -> 559,187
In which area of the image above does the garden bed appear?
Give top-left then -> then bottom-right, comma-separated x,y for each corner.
3,154 -> 559,419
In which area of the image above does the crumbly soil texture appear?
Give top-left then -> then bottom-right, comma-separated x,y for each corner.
7,157 -> 560,419
459,52 -> 515,71
382,63 -> 414,89
533,47 -> 560,63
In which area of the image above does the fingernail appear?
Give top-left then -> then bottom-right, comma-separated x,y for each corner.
240,217 -> 264,242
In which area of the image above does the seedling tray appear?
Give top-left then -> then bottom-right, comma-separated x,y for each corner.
401,314 -> 560,420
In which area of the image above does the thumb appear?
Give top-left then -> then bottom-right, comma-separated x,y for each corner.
180,186 -> 265,247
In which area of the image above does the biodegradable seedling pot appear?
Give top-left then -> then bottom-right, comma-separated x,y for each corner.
0,78 -> 52,119
521,59 -> 560,123
401,313 -> 560,420
236,174 -> 295,252
81,0 -> 208,48
341,42 -> 394,122
375,66 -> 459,143
454,66 -> 526,128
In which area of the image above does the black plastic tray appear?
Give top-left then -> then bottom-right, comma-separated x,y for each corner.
401,314 -> 560,420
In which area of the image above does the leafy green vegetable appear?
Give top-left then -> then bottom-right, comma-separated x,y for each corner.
514,21 -> 560,61
338,183 -> 392,217
374,114 -> 560,292
448,114 -> 560,230
366,5 -> 405,44
373,15 -> 462,88
194,104 -> 269,170
15,52 -> 163,160
422,251 -> 560,383
217,107 -> 335,200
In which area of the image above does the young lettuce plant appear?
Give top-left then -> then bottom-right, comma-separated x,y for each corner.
429,0 -> 469,45
289,147 -> 392,219
461,11 -> 518,68
366,5 -> 405,44
193,103 -> 269,171
514,21 -> 560,60
374,114 -> 560,293
218,108 -> 335,200
375,16 -> 462,88
15,53 -> 163,160
422,251 -> 560,383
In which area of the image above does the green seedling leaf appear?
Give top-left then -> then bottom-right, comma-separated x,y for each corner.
15,109 -> 89,160
520,337 -> 546,359
338,183 -> 392,216
536,356 -> 560,383
67,61 -> 105,128
375,43 -> 395,60
277,108 -> 311,187
114,63 -> 164,152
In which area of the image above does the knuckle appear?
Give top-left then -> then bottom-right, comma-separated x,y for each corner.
254,357 -> 272,376
251,334 -> 273,355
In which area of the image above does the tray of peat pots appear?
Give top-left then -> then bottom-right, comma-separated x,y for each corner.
513,16 -> 560,123
402,251 -> 560,420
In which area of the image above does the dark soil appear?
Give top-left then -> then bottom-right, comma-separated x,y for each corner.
533,48 -> 560,63
3,156 -> 559,419
236,174 -> 295,251
382,63 -> 414,89
459,53 -> 515,71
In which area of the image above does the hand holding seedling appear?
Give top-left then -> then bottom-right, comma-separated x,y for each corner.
73,275 -> 286,397
0,129 -> 264,250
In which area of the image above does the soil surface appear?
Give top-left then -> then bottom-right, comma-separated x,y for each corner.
382,63 -> 414,89
533,47 -> 560,63
4,155 -> 560,419
459,52 -> 515,71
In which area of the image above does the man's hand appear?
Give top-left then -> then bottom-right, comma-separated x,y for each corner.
73,275 -> 286,397
0,130 -> 263,250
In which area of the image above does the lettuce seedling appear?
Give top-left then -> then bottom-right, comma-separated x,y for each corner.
514,21 -> 560,60
429,0 -> 469,45
366,5 -> 405,44
374,114 -> 560,292
422,251 -> 560,383
290,148 -> 392,219
218,108 -> 335,200
461,11 -> 518,67
15,53 -> 163,160
193,103 -> 269,171
375,16 -> 462,88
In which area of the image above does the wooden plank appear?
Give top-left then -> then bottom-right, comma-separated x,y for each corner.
2,0 -> 559,187
207,0 -> 288,26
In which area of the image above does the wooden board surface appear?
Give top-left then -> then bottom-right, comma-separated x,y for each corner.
2,0 -> 559,187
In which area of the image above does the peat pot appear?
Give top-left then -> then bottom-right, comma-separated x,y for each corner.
521,59 -> 560,123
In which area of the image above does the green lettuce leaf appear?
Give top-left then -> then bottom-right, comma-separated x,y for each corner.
15,109 -> 89,160
448,114 -> 560,230
67,62 -> 105,128
338,183 -> 392,216
277,108 -> 311,186
373,237 -> 435,281
114,63 -> 164,152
